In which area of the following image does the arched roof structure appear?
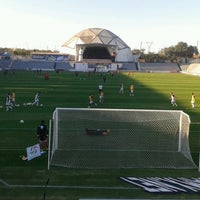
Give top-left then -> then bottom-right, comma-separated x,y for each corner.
62,28 -> 134,62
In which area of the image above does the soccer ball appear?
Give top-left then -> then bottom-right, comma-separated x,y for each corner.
20,120 -> 24,123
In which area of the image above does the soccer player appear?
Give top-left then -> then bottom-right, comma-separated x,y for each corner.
102,75 -> 106,83
85,128 -> 110,136
11,90 -> 16,106
37,120 -> 48,150
6,93 -> 13,111
44,73 -> 49,80
98,84 -> 103,93
191,93 -> 195,108
32,92 -> 40,106
88,94 -> 97,108
129,84 -> 134,96
99,91 -> 104,103
170,92 -> 177,107
119,83 -> 124,93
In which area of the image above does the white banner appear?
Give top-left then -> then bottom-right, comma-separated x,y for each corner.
26,144 -> 41,161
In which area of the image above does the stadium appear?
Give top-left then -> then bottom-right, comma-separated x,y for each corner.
0,27 -> 185,73
1,27 -> 200,74
1,28 -> 200,200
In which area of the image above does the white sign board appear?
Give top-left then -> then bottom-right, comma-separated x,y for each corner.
26,144 -> 41,161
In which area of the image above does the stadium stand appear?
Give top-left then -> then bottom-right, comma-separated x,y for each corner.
1,59 -> 73,71
140,63 -> 180,72
0,59 -> 12,69
82,59 -> 112,64
55,61 -> 73,71
85,62 -> 138,72
0,59 -> 182,73
120,62 -> 138,71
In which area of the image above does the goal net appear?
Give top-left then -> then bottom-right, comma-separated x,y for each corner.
48,108 -> 196,169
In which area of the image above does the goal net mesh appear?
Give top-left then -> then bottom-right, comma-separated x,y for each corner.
49,108 -> 196,169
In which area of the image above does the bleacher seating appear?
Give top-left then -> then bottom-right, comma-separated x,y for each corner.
82,58 -> 112,64
4,60 -> 73,71
139,63 -> 180,72
0,59 -> 182,73
120,63 -> 138,71
0,59 -> 12,69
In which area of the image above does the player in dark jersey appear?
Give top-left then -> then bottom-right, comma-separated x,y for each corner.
37,120 -> 48,150
85,128 -> 110,136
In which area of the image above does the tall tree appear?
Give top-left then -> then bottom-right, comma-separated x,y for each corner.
161,41 -> 198,59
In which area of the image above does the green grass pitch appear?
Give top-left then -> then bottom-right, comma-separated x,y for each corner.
0,70 -> 200,199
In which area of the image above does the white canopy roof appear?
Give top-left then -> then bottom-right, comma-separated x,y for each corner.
62,28 -> 134,62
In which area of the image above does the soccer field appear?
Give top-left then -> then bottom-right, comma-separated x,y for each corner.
0,70 -> 200,200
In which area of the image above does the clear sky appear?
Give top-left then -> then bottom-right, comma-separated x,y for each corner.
1,0 -> 200,53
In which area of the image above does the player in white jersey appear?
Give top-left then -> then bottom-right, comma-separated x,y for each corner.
6,93 -> 13,111
32,92 -> 40,106
170,92 -> 177,107
99,91 -> 104,103
119,83 -> 124,93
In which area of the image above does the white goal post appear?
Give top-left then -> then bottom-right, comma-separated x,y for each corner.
48,108 -> 197,169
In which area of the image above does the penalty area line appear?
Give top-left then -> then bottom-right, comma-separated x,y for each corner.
0,148 -> 25,151
0,179 -> 139,190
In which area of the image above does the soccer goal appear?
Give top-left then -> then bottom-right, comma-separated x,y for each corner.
48,108 -> 197,169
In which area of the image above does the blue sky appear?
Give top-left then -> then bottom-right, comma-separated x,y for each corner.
1,0 -> 200,53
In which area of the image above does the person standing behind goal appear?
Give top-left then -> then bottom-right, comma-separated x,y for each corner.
37,120 -> 48,150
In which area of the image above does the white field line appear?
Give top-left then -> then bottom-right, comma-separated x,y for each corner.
0,179 -> 138,190
0,148 -> 25,151
0,128 -> 35,130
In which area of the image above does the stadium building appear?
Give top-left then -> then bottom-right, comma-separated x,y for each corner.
62,27 -> 140,72
62,27 -> 137,63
